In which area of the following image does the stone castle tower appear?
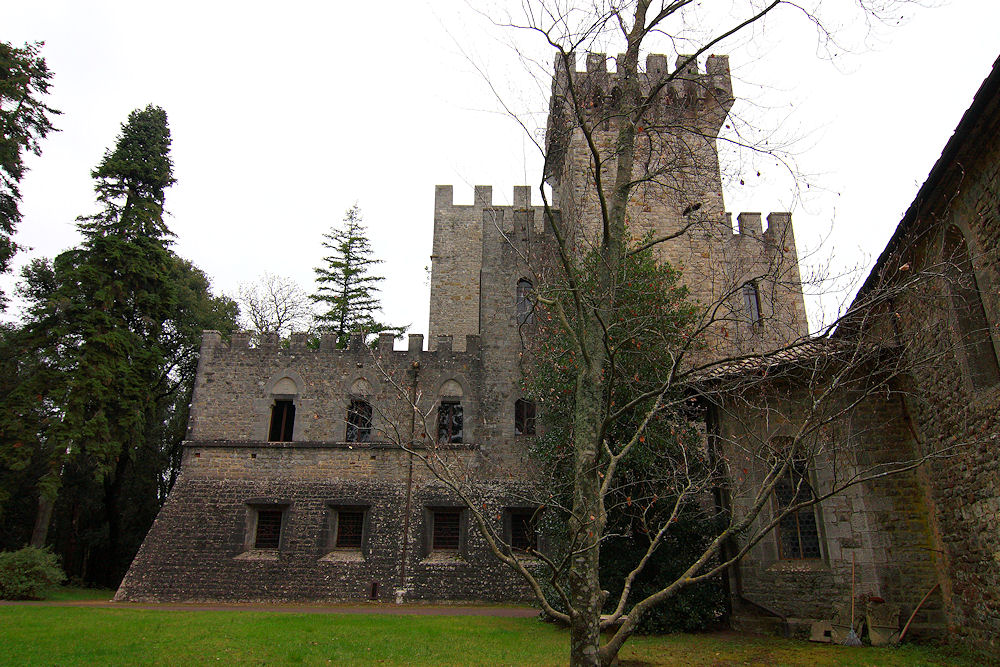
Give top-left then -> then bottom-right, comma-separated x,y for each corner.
117,53 -> 812,606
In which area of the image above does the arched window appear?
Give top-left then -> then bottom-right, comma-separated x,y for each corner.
267,375 -> 298,442
437,380 -> 464,444
346,399 -> 373,443
944,226 -> 999,388
742,281 -> 761,325
516,279 -> 534,325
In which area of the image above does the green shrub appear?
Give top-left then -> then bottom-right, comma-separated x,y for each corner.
0,546 -> 66,600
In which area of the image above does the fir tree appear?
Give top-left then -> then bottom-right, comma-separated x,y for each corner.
312,204 -> 403,347
0,41 -> 61,305
11,106 -> 237,583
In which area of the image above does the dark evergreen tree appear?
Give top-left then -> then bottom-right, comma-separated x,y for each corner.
0,41 -> 60,305
5,106 -> 237,584
312,204 -> 404,347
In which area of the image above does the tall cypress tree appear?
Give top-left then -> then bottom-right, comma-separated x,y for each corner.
312,204 -> 403,347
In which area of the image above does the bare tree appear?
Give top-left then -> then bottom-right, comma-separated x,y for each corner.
369,3 -> 948,665
236,272 -> 313,341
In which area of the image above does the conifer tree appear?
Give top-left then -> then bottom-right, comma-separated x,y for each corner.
0,40 -> 60,305
12,105 -> 237,582
312,204 -> 403,347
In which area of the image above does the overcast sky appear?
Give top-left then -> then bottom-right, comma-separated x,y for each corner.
4,1 -> 1000,342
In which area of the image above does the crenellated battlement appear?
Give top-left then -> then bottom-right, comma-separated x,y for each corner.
199,330 -> 482,358
553,52 -> 733,109
725,212 -> 796,243
434,184 -> 551,213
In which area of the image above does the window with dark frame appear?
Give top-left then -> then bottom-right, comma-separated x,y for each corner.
431,510 -> 461,551
253,508 -> 283,549
509,509 -> 537,551
334,509 -> 365,549
516,279 -> 535,325
743,281 -> 762,325
773,458 -> 822,560
514,399 -> 536,436
268,400 -> 295,442
346,399 -> 373,443
437,401 -> 464,444
944,225 -> 1000,388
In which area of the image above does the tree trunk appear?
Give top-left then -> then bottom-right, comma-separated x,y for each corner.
568,325 -> 608,667
29,494 -> 55,548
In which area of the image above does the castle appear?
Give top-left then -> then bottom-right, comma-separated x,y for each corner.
117,53 -> 999,653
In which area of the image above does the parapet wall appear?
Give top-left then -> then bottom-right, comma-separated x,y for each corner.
188,330 -> 484,444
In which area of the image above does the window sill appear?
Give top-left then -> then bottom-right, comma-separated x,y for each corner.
235,549 -> 280,561
421,551 -> 465,564
320,550 -> 364,563
765,559 -> 828,573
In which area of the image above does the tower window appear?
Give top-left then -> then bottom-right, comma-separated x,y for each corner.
516,279 -> 535,325
514,399 -> 536,436
268,400 -> 295,442
743,282 -> 762,325
346,399 -> 373,442
437,401 -> 464,444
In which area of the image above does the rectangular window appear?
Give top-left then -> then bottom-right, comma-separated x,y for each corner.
268,400 -> 295,442
254,508 -> 284,549
514,399 -> 536,436
774,459 -> 822,560
346,399 -> 373,443
508,509 -> 538,551
334,509 -> 365,549
437,401 -> 464,444
431,510 -> 461,551
743,282 -> 762,325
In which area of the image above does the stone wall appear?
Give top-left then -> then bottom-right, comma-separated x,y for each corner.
116,442 -> 536,602
717,376 -> 942,635
877,108 -> 1000,651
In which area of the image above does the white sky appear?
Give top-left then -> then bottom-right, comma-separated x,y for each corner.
4,1 -> 1000,342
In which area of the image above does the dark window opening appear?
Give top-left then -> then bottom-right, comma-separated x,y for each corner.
509,509 -> 538,551
432,510 -> 461,551
516,279 -> 535,325
346,399 -> 373,443
774,459 -> 822,560
514,399 -> 536,436
743,281 -> 762,325
944,226 -> 999,388
254,508 -> 283,549
437,401 -> 464,444
334,510 -> 364,549
268,400 -> 295,442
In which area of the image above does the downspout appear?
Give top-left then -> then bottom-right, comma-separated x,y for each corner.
397,359 -> 420,602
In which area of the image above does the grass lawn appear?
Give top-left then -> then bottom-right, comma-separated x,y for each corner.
42,585 -> 117,601
0,604 -> 977,666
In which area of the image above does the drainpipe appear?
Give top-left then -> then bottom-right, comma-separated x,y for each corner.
397,360 -> 420,602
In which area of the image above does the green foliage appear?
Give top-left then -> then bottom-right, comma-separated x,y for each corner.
312,204 -> 404,347
526,237 -> 726,632
1,107 -> 237,585
0,546 -> 65,600
0,41 -> 60,300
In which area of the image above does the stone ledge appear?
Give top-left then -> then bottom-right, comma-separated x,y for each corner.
184,440 -> 480,451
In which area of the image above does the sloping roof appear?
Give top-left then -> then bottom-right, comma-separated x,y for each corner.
851,53 -> 1000,306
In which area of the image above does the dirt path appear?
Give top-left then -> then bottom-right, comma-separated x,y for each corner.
0,599 -> 539,617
